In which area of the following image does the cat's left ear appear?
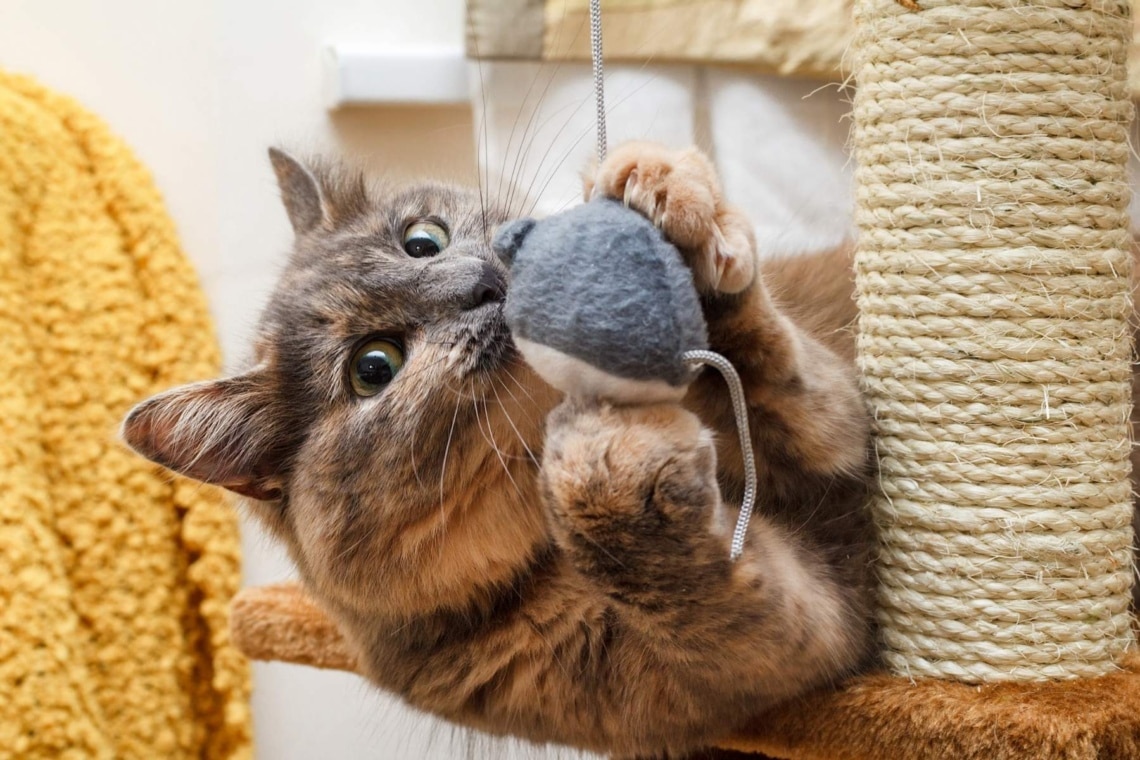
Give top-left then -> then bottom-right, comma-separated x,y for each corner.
269,147 -> 325,235
121,368 -> 288,501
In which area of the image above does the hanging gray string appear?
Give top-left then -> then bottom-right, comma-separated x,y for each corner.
587,1 -> 758,562
589,0 -> 606,162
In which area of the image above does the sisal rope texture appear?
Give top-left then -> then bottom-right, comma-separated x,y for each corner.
851,0 -> 1136,682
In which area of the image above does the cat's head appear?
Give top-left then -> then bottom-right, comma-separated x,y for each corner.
122,150 -> 556,618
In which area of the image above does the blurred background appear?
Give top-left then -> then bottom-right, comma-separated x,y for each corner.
9,1 -> 1135,758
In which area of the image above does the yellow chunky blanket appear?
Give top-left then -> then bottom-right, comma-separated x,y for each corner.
0,72 -> 251,759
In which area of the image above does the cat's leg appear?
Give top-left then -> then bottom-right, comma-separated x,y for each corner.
541,399 -> 869,749
569,141 -> 874,750
582,142 -> 874,689
586,140 -> 869,486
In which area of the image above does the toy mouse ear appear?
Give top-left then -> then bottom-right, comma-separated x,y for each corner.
491,218 -> 537,267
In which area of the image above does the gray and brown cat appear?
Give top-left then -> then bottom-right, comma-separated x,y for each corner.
122,141 -> 881,757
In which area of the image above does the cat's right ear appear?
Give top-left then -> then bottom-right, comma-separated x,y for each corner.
121,369 -> 286,501
492,218 -> 537,268
268,147 -> 325,235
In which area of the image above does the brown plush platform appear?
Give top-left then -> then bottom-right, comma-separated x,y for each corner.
230,582 -> 357,672
231,583 -> 1140,759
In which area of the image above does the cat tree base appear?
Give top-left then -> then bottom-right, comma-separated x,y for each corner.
722,655 -> 1140,760
230,583 -> 1140,760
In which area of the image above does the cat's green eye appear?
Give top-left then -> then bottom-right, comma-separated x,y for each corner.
403,221 -> 449,258
349,339 -> 405,397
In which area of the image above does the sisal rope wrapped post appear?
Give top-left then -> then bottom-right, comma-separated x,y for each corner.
851,0 -> 1136,682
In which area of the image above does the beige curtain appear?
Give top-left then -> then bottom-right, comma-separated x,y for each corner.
468,0 -> 1140,97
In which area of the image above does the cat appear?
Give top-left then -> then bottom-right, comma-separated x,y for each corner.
122,141 -> 878,758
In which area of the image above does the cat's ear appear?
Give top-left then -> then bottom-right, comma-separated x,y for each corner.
492,218 -> 537,268
121,369 -> 285,500
269,147 -> 325,235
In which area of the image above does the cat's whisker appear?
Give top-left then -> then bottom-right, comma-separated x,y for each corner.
474,13 -> 581,219
437,374 -> 475,402
500,14 -> 597,218
333,522 -> 375,565
473,388 -> 528,502
524,71 -> 665,218
438,368 -> 485,403
476,378 -> 538,448
785,475 -> 836,540
524,118 -> 600,216
502,65 -> 571,217
477,391 -> 534,462
569,525 -> 627,570
490,383 -> 538,466
501,364 -> 540,407
494,368 -> 541,422
497,371 -> 548,449
408,417 -> 426,488
498,5 -> 582,218
438,391 -> 463,521
407,343 -> 493,403
505,98 -> 586,218
471,29 -> 490,241
492,62 -> 547,219
513,91 -> 596,218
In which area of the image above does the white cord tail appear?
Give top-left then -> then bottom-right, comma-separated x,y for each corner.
683,350 -> 757,561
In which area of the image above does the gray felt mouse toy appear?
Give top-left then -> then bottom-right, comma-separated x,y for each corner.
492,197 -> 709,404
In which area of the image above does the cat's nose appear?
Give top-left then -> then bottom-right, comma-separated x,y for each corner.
464,263 -> 507,310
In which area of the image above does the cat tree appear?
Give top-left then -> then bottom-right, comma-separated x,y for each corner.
227,0 -> 1140,757
855,0 -> 1136,682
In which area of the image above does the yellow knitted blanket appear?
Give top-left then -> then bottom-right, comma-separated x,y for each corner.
0,72 -> 251,759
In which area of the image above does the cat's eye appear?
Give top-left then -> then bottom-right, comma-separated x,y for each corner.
349,339 -> 405,397
403,221 -> 449,258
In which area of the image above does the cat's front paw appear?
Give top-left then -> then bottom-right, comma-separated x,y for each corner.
584,141 -> 756,295
542,400 -> 719,536
541,400 -> 731,603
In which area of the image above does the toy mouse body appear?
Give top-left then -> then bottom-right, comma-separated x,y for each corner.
493,198 -> 708,404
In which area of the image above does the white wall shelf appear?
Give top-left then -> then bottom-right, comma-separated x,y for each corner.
322,45 -> 470,108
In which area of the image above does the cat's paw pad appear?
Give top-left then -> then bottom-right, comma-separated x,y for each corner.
585,141 -> 755,294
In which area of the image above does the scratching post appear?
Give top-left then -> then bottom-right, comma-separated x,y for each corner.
852,0 -> 1135,682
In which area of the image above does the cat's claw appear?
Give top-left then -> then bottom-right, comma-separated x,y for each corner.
622,169 -> 666,228
621,169 -> 637,208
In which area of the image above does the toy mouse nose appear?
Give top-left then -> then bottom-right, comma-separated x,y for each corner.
465,263 -> 507,309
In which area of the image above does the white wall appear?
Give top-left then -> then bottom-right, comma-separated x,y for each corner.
1,2 -> 582,758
